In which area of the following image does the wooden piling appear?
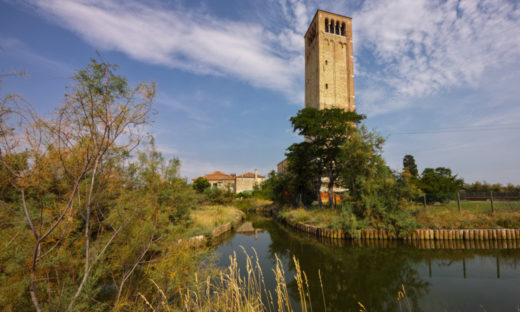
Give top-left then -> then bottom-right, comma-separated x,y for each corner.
457,191 -> 461,212
490,191 -> 495,214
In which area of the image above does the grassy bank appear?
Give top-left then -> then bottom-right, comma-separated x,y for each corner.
413,202 -> 520,229
280,200 -> 520,232
233,198 -> 273,211
187,205 -> 244,237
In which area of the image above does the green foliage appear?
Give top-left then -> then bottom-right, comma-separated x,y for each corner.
193,177 -> 211,193
203,187 -> 234,205
337,125 -> 421,222
0,59 -> 210,311
339,203 -> 359,233
260,170 -> 293,205
289,108 -> 365,208
402,154 -> 418,177
285,141 -> 317,206
464,181 -> 520,193
418,167 -> 464,203
280,108 -> 423,230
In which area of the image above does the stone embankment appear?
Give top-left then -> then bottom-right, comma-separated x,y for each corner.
212,214 -> 244,237
281,217 -> 520,242
179,214 -> 244,245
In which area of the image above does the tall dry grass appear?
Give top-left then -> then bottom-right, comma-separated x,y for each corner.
138,247 -> 313,311
137,247 -> 411,312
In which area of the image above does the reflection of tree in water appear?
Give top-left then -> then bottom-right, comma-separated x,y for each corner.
264,222 -> 429,311
232,215 -> 520,311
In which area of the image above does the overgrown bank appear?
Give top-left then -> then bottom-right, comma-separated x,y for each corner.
261,106 -> 520,236
0,59 -> 264,311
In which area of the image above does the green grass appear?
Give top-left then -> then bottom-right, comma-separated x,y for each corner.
412,200 -> 520,229
414,200 -> 520,214
281,201 -> 520,230
281,208 -> 343,229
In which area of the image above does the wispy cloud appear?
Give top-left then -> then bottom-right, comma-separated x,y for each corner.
20,0 -> 520,116
26,0 -> 305,102
354,0 -> 520,115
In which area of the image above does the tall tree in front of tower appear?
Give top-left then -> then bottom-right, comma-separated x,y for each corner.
286,141 -> 318,207
289,107 -> 365,208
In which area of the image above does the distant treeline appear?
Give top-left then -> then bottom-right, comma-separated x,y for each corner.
464,181 -> 520,193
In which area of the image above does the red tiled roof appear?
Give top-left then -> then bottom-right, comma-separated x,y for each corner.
237,172 -> 265,178
202,171 -> 234,180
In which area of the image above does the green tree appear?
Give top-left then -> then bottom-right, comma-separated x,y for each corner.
0,58 -> 155,311
193,177 -> 211,193
286,141 -> 317,206
419,167 -> 464,203
289,107 -> 365,208
338,126 -> 421,230
403,154 -> 418,177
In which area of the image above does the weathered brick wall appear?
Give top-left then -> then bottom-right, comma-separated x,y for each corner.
304,10 -> 355,112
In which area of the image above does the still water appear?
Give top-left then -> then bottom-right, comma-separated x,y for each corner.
212,214 -> 520,311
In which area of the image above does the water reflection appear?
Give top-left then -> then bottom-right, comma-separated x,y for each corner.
212,214 -> 520,311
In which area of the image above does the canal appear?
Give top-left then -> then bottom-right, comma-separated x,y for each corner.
212,213 -> 520,311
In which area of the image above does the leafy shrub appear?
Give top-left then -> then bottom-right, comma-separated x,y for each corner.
203,187 -> 234,205
192,177 -> 211,193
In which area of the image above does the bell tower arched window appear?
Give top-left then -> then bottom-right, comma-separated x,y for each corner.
325,18 -> 329,33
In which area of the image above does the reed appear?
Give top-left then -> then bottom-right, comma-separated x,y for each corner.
138,248 -> 412,311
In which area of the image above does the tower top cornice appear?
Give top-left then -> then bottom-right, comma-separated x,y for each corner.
305,9 -> 352,38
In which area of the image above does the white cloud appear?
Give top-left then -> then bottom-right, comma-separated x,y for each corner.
28,0 -> 305,102
21,0 -> 520,117
354,0 -> 520,115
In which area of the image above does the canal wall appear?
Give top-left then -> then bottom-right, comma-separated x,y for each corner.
280,216 -> 520,242
212,214 -> 244,237
178,214 -> 244,245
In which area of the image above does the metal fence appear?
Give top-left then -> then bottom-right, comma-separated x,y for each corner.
419,191 -> 520,213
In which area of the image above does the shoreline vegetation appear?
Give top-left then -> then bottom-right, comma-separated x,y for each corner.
259,106 -> 520,241
279,210 -> 520,241
2,58 -> 518,311
278,200 -> 520,234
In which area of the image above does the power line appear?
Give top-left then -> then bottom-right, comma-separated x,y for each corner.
391,125 -> 520,135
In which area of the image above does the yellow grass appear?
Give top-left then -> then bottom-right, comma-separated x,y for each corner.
282,208 -> 341,229
139,247 -> 314,311
283,201 -> 520,230
137,246 -> 411,311
413,208 -> 520,229
189,205 -> 244,235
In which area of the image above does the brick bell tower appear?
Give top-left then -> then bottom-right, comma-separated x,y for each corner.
304,10 -> 355,111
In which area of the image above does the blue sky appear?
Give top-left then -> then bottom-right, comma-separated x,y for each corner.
1,0 -> 520,184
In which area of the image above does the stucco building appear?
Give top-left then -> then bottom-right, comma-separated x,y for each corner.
200,171 -> 236,192
196,169 -> 265,194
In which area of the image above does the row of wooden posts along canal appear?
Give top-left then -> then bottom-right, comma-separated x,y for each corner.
284,219 -> 520,241
312,235 -> 520,250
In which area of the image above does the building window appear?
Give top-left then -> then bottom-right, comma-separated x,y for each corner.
325,60 -> 328,65
325,83 -> 328,89
341,22 -> 346,36
335,21 -> 340,35
325,18 -> 329,32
